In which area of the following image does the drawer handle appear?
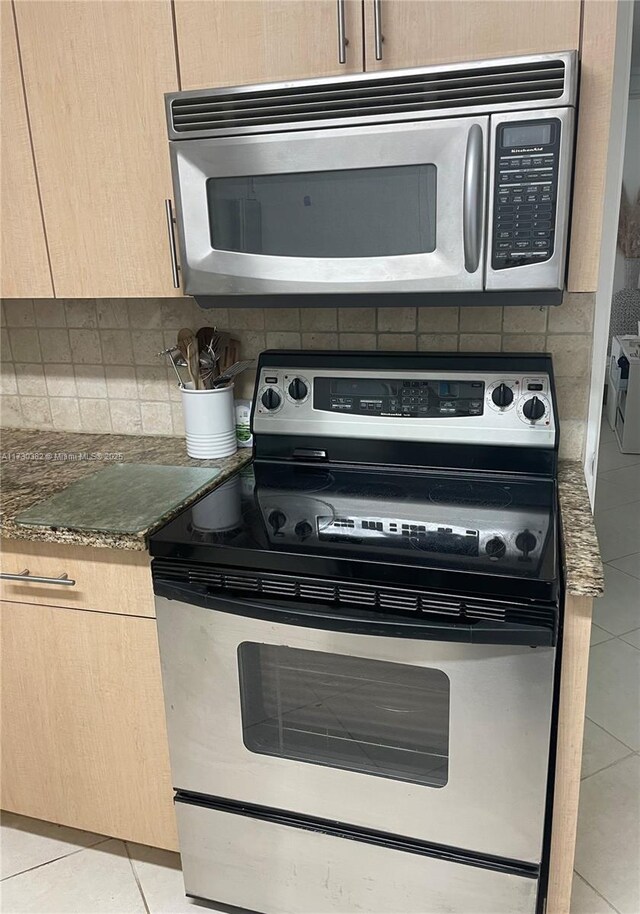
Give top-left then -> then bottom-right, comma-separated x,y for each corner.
1,569 -> 76,586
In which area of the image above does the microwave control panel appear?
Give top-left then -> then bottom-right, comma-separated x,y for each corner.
492,118 -> 561,271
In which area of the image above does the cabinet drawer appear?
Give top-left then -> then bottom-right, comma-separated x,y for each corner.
0,539 -> 154,617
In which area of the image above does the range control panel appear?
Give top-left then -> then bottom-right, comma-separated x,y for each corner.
254,361 -> 557,450
314,377 -> 485,418
492,118 -> 560,271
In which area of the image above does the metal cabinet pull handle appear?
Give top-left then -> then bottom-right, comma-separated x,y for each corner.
1,569 -> 76,586
463,123 -> 484,274
373,0 -> 383,60
165,199 -> 181,289
337,0 -> 348,64
336,0 -> 348,64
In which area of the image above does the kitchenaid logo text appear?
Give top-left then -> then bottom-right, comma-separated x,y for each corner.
511,146 -> 545,153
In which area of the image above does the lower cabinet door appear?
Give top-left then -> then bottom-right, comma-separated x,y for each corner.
175,800 -> 539,914
0,601 -> 177,850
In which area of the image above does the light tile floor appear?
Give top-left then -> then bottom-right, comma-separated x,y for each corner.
570,420 -> 640,914
1,421 -> 638,914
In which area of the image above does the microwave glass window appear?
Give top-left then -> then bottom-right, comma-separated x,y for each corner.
238,642 -> 450,787
501,123 -> 552,148
207,165 -> 437,258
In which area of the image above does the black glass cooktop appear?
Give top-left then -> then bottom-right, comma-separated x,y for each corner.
150,461 -> 558,602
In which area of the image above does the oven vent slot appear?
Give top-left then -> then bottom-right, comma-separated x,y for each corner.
152,560 -> 556,631
169,54 -> 573,138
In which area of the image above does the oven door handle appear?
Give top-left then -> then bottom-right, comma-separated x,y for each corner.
463,123 -> 484,274
153,580 -> 554,646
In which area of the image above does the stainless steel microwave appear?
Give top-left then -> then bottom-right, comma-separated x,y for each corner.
165,51 -> 577,305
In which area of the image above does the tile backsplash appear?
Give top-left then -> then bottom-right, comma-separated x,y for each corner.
0,295 -> 595,457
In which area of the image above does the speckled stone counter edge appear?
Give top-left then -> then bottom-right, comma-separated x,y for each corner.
1,430 -> 605,594
1,428 -> 252,551
558,460 -> 604,598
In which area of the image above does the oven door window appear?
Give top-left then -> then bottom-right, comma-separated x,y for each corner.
238,643 -> 449,787
206,165 -> 437,258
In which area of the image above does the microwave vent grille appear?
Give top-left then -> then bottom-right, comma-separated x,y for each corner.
169,56 -> 570,137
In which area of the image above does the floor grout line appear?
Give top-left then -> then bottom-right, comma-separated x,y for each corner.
0,836 -> 112,883
573,871 -> 624,914
579,749 -> 636,782
124,842 -> 151,914
584,714 -> 638,755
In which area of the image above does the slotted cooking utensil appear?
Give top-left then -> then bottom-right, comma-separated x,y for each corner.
210,359 -> 255,388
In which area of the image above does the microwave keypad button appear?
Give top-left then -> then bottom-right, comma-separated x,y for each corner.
514,241 -> 530,250
497,231 -> 512,240
498,205 -> 514,213
513,230 -> 531,238
540,193 -> 552,202
512,194 -> 525,203
533,229 -> 551,238
498,194 -> 510,205
496,241 -> 511,250
533,240 -> 548,249
533,220 -> 551,230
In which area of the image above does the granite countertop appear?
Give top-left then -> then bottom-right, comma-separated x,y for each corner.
558,460 -> 604,598
0,428 -> 251,551
0,429 -> 604,595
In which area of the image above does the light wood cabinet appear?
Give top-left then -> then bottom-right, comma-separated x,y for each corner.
0,599 -> 178,851
174,0 -> 364,90
13,0 -> 181,298
362,0 -> 581,72
0,1 -> 53,298
0,539 -> 155,617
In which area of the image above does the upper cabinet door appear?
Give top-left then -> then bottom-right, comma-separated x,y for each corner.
363,1 -> 581,72
174,0 -> 364,90
14,0 -> 180,298
1,2 -> 53,298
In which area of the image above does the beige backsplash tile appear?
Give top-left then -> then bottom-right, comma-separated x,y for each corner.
418,308 -> 459,333
21,396 -> 52,429
502,306 -> 547,334
459,307 -> 502,333
0,296 -> 595,460
109,399 -> 142,434
9,328 -> 41,363
4,299 -> 35,327
459,333 -> 502,351
79,398 -> 112,433
50,397 -> 82,431
44,364 -> 77,398
300,308 -> 337,331
0,363 -> 17,396
377,307 -> 416,332
70,329 -> 102,364
339,333 -> 377,350
338,308 -> 376,332
15,363 -> 47,397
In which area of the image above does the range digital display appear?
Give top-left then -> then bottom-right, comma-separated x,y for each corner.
314,377 -> 485,418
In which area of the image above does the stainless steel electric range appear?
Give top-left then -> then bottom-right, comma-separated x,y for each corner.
150,350 -> 562,914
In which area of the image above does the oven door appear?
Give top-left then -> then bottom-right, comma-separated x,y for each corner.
155,587 -> 555,865
170,116 -> 488,295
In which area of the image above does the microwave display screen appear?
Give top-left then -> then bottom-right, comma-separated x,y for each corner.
501,124 -> 553,148
314,377 -> 485,418
206,165 -> 437,258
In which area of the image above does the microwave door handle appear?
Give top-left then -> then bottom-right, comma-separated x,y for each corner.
463,124 -> 484,273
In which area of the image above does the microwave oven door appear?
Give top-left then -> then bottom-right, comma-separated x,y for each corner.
485,108 -> 574,291
170,116 -> 489,296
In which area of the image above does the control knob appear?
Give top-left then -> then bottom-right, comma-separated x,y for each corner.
261,388 -> 281,411
523,396 -> 545,422
268,510 -> 286,535
294,520 -> 313,541
516,530 -> 537,559
485,537 -> 507,560
288,377 -> 308,401
491,383 -> 514,409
